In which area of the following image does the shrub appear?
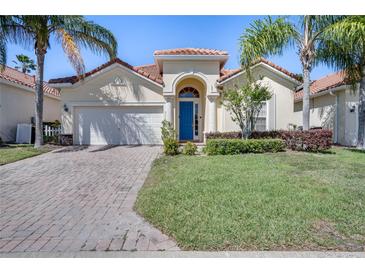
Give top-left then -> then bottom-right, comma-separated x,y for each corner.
0,136 -> 3,145
205,131 -> 242,139
43,135 -> 58,144
249,130 -> 284,139
183,142 -> 197,155
205,139 -> 285,155
163,138 -> 179,156
281,130 -> 332,152
206,129 -> 332,152
43,120 -> 61,128
161,120 -> 176,140
161,120 -> 179,155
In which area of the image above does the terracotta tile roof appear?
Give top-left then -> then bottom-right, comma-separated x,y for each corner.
0,66 -> 60,97
219,68 -> 243,82
294,71 -> 347,100
48,58 -> 164,85
134,64 -> 163,84
217,58 -> 302,83
154,48 -> 228,56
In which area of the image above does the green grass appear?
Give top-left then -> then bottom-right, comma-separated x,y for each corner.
0,144 -> 51,165
136,147 -> 365,251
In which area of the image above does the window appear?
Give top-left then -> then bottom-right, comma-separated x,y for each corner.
255,102 -> 267,131
194,103 -> 199,136
179,87 -> 200,98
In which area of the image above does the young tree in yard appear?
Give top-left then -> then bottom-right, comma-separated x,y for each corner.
223,82 -> 272,139
240,16 -> 344,130
13,54 -> 36,73
0,16 -> 117,147
318,16 -> 365,149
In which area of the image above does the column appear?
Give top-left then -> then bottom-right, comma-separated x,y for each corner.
164,96 -> 173,123
208,95 -> 218,132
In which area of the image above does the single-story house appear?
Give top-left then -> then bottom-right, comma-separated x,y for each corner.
294,71 -> 360,147
0,66 -> 61,142
48,48 -> 360,146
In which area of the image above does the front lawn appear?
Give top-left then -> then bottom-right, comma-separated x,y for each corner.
136,147 -> 365,251
0,144 -> 52,165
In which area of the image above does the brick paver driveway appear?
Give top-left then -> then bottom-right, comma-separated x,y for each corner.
0,146 -> 179,253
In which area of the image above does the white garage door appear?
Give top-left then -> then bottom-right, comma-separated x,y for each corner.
74,106 -> 163,145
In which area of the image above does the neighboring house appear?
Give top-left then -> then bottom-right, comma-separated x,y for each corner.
0,66 -> 61,142
48,48 -> 358,146
294,71 -> 360,146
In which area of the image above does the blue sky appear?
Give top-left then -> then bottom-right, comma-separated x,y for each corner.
6,16 -> 335,81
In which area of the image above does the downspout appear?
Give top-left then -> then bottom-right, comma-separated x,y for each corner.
329,89 -> 339,144
274,94 -> 277,130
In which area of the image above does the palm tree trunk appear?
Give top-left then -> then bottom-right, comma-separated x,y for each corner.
302,66 -> 311,130
34,49 -> 45,148
357,65 -> 365,149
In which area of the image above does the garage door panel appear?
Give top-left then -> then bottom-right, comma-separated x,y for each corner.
74,106 -> 163,145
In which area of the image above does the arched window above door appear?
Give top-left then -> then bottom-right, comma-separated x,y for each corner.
178,87 -> 200,98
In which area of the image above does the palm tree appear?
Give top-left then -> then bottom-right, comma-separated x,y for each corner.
13,54 -> 36,73
318,16 -> 365,149
0,16 -> 117,147
240,16 -> 343,130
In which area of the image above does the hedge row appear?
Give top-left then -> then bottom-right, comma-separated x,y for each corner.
205,129 -> 333,152
205,139 -> 285,155
281,130 -> 333,152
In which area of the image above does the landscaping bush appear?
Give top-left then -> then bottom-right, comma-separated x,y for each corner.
43,135 -> 59,144
163,138 -> 179,156
182,142 -> 197,155
206,130 -> 283,139
206,129 -> 332,152
281,129 -> 332,152
205,139 -> 285,155
161,120 -> 179,155
205,131 -> 242,139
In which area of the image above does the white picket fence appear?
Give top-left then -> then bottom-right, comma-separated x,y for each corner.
43,125 -> 61,137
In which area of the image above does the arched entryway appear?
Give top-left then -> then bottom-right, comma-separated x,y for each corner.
178,87 -> 201,141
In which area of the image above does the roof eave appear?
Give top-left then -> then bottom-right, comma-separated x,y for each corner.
0,78 -> 60,100
294,84 -> 350,102
154,54 -> 228,73
217,62 -> 301,86
49,62 -> 164,89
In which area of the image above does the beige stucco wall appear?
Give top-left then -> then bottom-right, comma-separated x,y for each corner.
60,64 -> 164,134
0,82 -> 61,142
162,60 -> 221,136
174,77 -> 207,141
294,92 -> 336,129
294,86 -> 359,146
219,64 -> 299,132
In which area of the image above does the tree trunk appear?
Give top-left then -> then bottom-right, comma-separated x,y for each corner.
302,66 -> 311,130
34,49 -> 46,148
357,65 -> 365,149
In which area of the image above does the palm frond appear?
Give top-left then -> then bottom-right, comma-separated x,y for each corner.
61,16 -> 117,59
0,16 -> 35,51
318,16 -> 365,87
240,16 -> 299,68
56,29 -> 85,75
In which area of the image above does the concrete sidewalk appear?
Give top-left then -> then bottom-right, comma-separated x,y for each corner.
1,251 -> 364,258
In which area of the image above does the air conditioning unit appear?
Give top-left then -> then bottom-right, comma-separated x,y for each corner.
16,124 -> 32,144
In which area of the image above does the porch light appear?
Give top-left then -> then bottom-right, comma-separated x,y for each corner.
63,104 -> 69,112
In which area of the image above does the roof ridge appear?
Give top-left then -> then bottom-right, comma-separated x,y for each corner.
154,48 -> 228,56
1,65 -> 36,79
218,58 -> 300,83
134,64 -> 157,68
49,58 -> 163,85
0,65 -> 60,97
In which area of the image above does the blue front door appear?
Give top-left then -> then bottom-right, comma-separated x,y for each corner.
179,101 -> 194,140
